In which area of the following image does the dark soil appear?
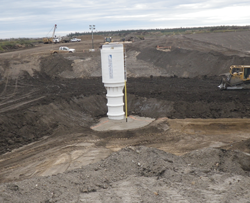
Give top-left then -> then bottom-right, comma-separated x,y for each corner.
1,74 -> 250,155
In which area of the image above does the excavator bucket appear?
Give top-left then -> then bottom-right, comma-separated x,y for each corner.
218,74 -> 230,90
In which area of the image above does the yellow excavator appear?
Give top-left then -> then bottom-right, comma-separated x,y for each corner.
43,24 -> 57,44
218,65 -> 250,90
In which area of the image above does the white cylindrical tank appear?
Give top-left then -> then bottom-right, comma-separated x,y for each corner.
101,43 -> 125,120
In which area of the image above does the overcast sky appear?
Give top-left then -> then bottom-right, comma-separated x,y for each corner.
1,0 -> 250,39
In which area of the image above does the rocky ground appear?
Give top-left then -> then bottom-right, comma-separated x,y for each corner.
1,146 -> 250,203
0,31 -> 250,202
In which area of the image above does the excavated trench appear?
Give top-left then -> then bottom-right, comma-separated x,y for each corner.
0,74 -> 250,182
1,75 -> 250,185
1,74 -> 250,155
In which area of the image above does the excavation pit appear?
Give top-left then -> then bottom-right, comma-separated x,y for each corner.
2,31 -> 250,202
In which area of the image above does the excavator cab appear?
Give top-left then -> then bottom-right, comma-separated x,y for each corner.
231,67 -> 242,74
243,67 -> 250,79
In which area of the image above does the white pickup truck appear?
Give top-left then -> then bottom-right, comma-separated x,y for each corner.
50,46 -> 75,54
70,38 -> 81,42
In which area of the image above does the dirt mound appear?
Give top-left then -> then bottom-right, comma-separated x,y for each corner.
126,35 -> 250,78
145,47 -> 250,77
1,146 -> 250,202
0,77 -> 106,154
221,139 -> 250,154
127,77 -> 250,119
39,55 -> 73,78
182,147 -> 250,175
186,31 -> 250,52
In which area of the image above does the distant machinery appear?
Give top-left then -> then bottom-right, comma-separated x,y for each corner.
43,24 -> 57,44
104,37 -> 113,43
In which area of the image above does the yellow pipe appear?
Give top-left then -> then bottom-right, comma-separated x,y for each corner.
123,44 -> 128,122
124,80 -> 128,122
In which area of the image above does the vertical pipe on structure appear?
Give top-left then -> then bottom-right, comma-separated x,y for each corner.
125,80 -> 128,122
124,45 -> 128,122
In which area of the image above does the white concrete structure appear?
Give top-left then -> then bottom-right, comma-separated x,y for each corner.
101,43 -> 125,120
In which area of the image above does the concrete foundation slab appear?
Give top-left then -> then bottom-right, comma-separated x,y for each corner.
91,115 -> 155,131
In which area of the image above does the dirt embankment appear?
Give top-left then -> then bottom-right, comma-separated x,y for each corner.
126,34 -> 250,78
0,76 -> 106,155
1,75 -> 250,155
1,146 -> 250,203
186,31 -> 250,53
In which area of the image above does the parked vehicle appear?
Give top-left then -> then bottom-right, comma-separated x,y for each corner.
53,38 -> 60,43
61,36 -> 70,43
50,46 -> 75,54
70,38 -> 81,42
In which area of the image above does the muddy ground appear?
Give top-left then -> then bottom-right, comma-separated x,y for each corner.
1,32 -> 250,202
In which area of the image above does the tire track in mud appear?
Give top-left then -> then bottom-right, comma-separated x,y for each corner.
0,95 -> 45,113
0,76 -> 44,113
0,89 -> 38,106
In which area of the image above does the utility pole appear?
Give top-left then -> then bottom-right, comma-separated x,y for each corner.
89,25 -> 95,51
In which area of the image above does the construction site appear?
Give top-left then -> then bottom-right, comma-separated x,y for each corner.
1,30 -> 250,202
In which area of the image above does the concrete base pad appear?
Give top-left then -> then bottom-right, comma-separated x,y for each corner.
91,115 -> 155,131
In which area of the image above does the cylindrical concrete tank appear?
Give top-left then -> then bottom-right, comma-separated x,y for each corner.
101,43 -> 125,120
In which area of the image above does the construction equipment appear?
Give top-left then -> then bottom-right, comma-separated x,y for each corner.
104,37 -> 113,44
43,24 -> 57,44
156,45 -> 171,52
218,65 -> 250,90
61,36 -> 70,43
